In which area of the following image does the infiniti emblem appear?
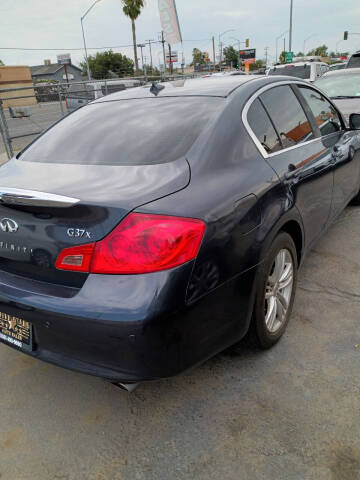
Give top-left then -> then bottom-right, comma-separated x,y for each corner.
0,218 -> 19,233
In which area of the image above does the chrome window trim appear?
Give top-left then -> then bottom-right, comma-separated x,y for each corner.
242,80 -> 344,159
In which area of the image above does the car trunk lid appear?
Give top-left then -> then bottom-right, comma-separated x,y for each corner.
0,158 -> 190,288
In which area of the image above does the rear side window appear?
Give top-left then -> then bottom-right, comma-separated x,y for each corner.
247,98 -> 282,154
260,85 -> 315,148
20,98 -> 223,165
299,87 -> 342,136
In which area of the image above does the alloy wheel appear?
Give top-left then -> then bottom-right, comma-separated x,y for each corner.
264,249 -> 294,333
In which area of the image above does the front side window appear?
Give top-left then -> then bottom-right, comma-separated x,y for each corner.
260,85 -> 315,149
299,87 -> 343,136
247,98 -> 282,154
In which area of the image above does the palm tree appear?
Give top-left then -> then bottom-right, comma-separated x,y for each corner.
121,0 -> 145,74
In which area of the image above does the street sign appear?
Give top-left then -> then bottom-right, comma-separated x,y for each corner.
166,51 -> 178,63
57,53 -> 71,65
239,49 -> 256,60
285,52 -> 294,63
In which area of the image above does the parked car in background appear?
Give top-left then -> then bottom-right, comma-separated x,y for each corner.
267,62 -> 329,82
329,62 -> 347,71
347,52 -> 360,69
0,76 -> 360,391
315,68 -> 360,120
65,79 -> 141,112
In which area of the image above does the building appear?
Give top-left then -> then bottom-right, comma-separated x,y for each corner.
0,65 -> 37,107
30,60 -> 82,83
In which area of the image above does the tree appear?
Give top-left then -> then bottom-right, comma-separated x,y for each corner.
0,59 -> 3,66
306,44 -> 328,57
279,50 -> 286,63
80,50 -> 134,79
223,46 -> 238,67
121,0 -> 145,73
191,48 -> 205,66
296,51 -> 304,57
249,59 -> 265,71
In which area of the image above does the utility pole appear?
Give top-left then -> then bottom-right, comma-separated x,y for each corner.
284,37 -> 286,61
168,44 -> 173,74
143,56 -> 147,76
161,31 -> 166,75
145,39 -> 154,72
212,36 -> 216,72
289,0 -> 293,52
219,38 -> 223,71
137,44 -> 146,73
264,47 -> 269,67
63,64 -> 70,86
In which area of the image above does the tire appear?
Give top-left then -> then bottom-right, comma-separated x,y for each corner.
252,232 -> 298,349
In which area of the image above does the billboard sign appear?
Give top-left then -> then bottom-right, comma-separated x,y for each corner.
57,53 -> 71,65
158,0 -> 182,45
166,51 -> 178,63
239,49 -> 256,60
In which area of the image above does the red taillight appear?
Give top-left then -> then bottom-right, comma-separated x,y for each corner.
56,213 -> 206,274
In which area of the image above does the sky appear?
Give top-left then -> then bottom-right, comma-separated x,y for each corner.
1,0 -> 360,69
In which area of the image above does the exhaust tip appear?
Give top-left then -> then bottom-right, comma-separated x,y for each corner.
112,382 -> 139,393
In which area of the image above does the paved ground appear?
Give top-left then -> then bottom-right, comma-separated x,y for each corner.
0,206 -> 359,480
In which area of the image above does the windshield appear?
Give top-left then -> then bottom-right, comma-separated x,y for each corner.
19,97 -> 223,165
268,65 -> 311,79
315,74 -> 360,98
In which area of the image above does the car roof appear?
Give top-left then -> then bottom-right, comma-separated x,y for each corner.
93,76 -> 259,101
323,67 -> 360,77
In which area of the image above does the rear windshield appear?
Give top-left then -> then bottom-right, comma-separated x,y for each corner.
19,97 -> 223,165
347,55 -> 360,68
269,65 -> 311,79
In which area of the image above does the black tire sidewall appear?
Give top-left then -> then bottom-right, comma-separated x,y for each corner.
254,232 -> 298,349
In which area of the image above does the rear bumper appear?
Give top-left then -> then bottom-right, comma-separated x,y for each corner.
0,264 -> 256,383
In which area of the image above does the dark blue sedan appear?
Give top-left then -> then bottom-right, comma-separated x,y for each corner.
0,75 -> 359,391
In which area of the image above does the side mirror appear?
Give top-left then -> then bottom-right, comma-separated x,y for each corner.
349,113 -> 360,130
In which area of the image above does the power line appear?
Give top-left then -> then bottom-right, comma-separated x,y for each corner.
0,42 -> 159,52
0,39 -> 213,52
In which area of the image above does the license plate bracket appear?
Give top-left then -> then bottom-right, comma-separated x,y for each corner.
0,312 -> 33,352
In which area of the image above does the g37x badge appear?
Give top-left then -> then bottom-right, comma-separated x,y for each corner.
67,228 -> 92,239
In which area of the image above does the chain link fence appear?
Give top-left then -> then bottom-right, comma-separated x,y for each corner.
0,73 -> 199,159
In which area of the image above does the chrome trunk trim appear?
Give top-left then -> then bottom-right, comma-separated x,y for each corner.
0,187 -> 80,208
